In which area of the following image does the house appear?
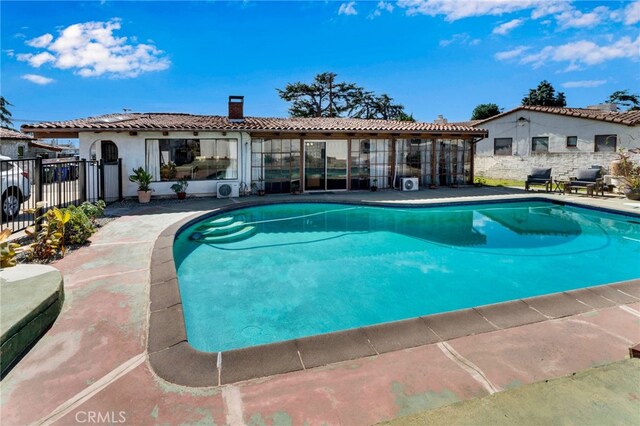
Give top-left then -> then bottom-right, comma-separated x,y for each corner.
22,97 -> 487,198
471,105 -> 640,180
0,128 -> 65,159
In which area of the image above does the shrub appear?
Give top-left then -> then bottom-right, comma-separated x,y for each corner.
26,207 -> 71,262
64,205 -> 94,245
78,200 -> 106,222
1,229 -> 20,268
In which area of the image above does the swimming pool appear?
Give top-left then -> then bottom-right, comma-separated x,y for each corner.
173,200 -> 640,352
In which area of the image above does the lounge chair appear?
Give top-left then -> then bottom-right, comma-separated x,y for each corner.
525,167 -> 552,192
567,168 -> 604,196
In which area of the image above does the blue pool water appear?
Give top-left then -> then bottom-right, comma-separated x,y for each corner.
173,201 -> 640,352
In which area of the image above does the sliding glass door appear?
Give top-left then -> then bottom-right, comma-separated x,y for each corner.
304,140 -> 348,191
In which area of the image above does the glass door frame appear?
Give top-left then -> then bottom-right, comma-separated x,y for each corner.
303,140 -> 326,191
303,139 -> 349,192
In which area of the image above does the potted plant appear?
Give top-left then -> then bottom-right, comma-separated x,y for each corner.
129,167 -> 153,203
170,177 -> 189,200
258,178 -> 266,196
621,161 -> 640,200
291,181 -> 301,195
370,179 -> 378,192
160,162 -> 176,181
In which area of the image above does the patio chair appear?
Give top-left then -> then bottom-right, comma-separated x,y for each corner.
567,168 -> 604,197
525,167 -> 552,192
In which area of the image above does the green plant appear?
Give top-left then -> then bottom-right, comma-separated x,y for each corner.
26,207 -> 71,262
78,200 -> 106,222
474,177 -> 486,186
160,162 -> 177,180
63,205 -> 94,245
129,167 -> 153,192
170,177 -> 189,194
1,228 -> 20,268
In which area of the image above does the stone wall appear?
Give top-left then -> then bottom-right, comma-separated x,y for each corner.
474,152 -> 640,180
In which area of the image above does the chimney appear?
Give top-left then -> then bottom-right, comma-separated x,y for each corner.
586,103 -> 618,112
228,96 -> 244,121
434,114 -> 448,125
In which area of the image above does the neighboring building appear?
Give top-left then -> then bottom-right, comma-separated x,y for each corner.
0,128 -> 64,159
472,105 -> 640,180
22,97 -> 487,198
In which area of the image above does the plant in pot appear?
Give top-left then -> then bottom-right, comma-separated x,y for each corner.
291,181 -> 301,195
257,178 -> 266,196
160,162 -> 176,181
129,167 -> 153,203
621,161 -> 640,200
170,177 -> 189,200
370,179 -> 378,192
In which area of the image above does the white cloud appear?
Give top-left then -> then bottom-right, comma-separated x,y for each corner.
625,1 -> 640,25
494,45 -> 529,61
397,0 -> 545,21
492,18 -> 523,35
554,6 -> 608,29
26,33 -> 53,48
370,1 -> 394,18
561,80 -> 607,88
440,32 -> 480,47
520,35 -> 640,69
3,49 -> 15,58
378,1 -> 394,13
17,52 -> 56,67
338,2 -> 358,16
16,19 -> 170,78
21,74 -> 55,85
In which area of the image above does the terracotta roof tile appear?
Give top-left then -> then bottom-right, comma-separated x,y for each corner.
0,128 -> 34,140
22,113 -> 486,135
472,106 -> 640,126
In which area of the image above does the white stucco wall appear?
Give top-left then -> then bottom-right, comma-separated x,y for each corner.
1,140 -> 29,159
79,130 -> 251,197
474,111 -> 640,180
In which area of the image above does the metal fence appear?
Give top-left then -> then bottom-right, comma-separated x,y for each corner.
1,157 -> 123,232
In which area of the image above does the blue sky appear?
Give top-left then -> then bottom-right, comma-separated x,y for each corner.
1,0 -> 639,128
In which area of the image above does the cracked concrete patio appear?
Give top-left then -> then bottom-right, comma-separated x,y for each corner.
1,187 -> 639,425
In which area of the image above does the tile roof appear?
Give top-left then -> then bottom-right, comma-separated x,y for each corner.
472,106 -> 640,126
22,113 -> 486,135
0,127 -> 34,140
29,140 -> 63,151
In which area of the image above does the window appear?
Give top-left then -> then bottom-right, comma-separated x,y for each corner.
566,136 -> 577,148
594,134 -> 616,152
531,137 -> 549,154
17,146 -> 25,157
251,138 -> 300,193
494,138 -> 512,156
146,138 -> 238,181
101,141 -> 119,163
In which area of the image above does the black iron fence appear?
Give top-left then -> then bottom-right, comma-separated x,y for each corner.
1,157 -> 123,232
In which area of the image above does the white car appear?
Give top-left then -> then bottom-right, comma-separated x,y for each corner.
0,155 -> 31,220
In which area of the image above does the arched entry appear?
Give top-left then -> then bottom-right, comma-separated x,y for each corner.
100,141 -> 119,163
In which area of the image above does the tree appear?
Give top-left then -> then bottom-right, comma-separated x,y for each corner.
0,96 -> 14,129
521,80 -> 567,107
277,72 -> 411,120
471,103 -> 501,120
277,72 -> 359,118
606,90 -> 640,111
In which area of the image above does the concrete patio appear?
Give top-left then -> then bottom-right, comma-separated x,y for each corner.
1,186 -> 639,425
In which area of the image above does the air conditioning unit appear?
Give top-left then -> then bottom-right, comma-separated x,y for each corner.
217,182 -> 239,198
402,177 -> 419,191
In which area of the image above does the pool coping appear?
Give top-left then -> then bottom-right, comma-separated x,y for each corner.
147,196 -> 640,387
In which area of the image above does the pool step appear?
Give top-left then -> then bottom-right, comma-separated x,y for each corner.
199,221 -> 248,236
196,226 -> 257,244
195,216 -> 235,230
